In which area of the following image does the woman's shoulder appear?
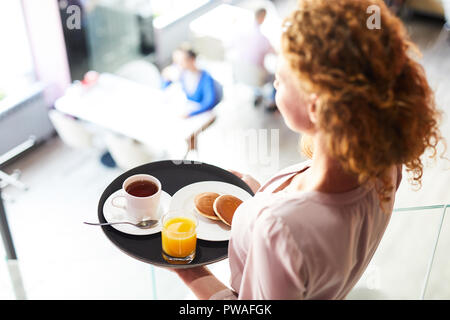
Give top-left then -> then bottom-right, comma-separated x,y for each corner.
255,191 -> 325,225
254,183 -> 381,235
243,164 -> 397,237
257,160 -> 312,193
237,191 -> 315,234
278,160 -> 312,175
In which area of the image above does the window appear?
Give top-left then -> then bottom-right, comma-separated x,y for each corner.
0,0 -> 35,100
152,0 -> 210,29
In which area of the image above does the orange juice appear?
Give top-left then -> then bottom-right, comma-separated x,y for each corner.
161,217 -> 197,259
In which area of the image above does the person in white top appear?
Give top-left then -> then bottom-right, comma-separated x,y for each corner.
232,8 -> 275,71
161,45 -> 223,118
230,8 -> 277,110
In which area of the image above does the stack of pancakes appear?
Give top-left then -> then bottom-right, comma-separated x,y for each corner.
194,192 -> 243,226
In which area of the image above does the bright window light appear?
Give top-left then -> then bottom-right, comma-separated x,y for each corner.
152,0 -> 209,29
0,0 -> 35,99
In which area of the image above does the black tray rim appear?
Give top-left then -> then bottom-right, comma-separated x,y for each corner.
97,159 -> 254,269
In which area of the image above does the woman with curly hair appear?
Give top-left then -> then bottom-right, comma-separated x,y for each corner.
171,0 -> 442,299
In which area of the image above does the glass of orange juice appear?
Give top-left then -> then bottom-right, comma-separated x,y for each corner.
161,210 -> 198,264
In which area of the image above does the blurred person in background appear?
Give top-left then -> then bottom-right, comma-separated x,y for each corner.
230,8 -> 277,111
233,8 -> 275,73
161,45 -> 223,118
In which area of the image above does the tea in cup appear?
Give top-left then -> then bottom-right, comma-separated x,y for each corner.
111,174 -> 162,222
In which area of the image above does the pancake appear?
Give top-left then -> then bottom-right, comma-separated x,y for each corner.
213,195 -> 243,226
194,192 -> 221,220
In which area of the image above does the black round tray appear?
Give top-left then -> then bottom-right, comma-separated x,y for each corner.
97,160 -> 254,268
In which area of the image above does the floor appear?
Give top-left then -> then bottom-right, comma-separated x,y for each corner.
1,1 -> 450,299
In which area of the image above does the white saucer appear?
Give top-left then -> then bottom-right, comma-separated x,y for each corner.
103,190 -> 172,236
169,181 -> 253,241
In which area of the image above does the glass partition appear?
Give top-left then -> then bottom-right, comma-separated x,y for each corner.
59,0 -> 156,80
347,205 -> 447,299
423,205 -> 449,299
85,2 -> 142,74
151,205 -> 449,300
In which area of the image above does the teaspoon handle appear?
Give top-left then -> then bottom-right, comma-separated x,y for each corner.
84,221 -> 133,227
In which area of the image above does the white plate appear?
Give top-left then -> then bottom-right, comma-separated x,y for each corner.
103,190 -> 172,236
169,181 -> 253,241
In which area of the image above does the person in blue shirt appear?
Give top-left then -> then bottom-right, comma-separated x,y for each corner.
161,46 -> 223,118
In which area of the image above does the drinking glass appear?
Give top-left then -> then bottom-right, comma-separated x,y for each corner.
161,210 -> 198,264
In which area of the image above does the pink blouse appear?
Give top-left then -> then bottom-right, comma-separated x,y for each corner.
213,161 -> 401,300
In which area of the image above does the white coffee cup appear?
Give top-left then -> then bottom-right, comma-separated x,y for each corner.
111,174 -> 162,222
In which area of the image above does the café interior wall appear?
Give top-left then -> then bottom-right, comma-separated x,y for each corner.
22,0 -> 71,107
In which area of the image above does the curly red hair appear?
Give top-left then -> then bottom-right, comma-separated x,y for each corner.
283,0 -> 443,201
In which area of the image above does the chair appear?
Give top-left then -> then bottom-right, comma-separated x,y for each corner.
231,60 -> 267,88
104,133 -> 157,171
0,138 -> 35,203
114,60 -> 162,89
230,59 -> 271,107
48,110 -> 94,149
184,111 -> 217,160
182,77 -> 222,159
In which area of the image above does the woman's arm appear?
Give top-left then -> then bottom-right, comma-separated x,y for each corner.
174,266 -> 232,300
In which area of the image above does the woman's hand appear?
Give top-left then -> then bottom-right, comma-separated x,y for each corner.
229,170 -> 261,194
169,266 -> 230,300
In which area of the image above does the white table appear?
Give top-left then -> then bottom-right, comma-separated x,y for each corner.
55,73 -> 216,151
